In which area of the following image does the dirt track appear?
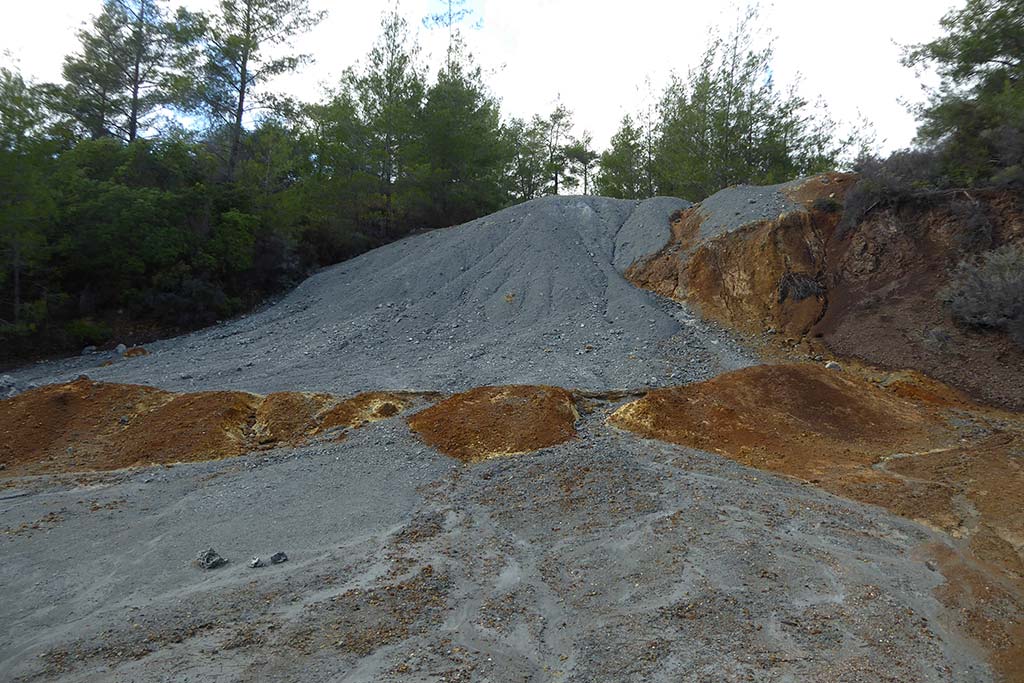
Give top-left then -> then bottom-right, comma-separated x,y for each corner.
1,190 -> 1021,682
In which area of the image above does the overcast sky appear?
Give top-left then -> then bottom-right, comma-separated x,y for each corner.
1,0 -> 954,153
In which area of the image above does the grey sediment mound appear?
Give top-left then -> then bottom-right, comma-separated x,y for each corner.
9,195 -> 759,396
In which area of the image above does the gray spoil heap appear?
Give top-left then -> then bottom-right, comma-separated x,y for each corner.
0,191 -> 997,683
9,195 -> 753,395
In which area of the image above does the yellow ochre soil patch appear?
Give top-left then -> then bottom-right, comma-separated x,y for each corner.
407,385 -> 578,463
0,378 -> 419,477
609,362 -> 1024,681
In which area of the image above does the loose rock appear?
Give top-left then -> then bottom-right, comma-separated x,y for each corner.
194,548 -> 228,570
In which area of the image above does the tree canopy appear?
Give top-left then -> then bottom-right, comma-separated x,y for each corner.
904,0 -> 1024,186
1,1 -> 865,362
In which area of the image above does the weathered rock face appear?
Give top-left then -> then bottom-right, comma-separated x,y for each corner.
815,192 -> 1024,410
628,174 -> 852,341
628,173 -> 1024,410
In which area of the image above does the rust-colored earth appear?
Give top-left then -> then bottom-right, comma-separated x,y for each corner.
627,173 -> 1024,410
407,385 -> 579,463
0,379 -> 419,477
609,362 -> 1024,680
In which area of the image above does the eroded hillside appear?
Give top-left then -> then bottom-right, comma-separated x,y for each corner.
2,188 -> 1022,683
628,174 -> 1024,410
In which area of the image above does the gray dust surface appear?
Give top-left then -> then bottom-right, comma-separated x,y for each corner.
0,409 -> 989,682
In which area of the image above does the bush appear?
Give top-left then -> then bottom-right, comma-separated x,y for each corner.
838,149 -> 949,235
943,244 -> 1024,340
812,197 -> 841,214
65,318 -> 112,346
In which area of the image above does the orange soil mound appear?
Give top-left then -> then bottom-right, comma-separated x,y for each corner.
0,379 -> 419,477
318,392 -> 415,434
610,364 -> 952,473
609,363 -> 1024,680
123,347 -> 149,358
407,385 -> 578,463
254,392 -> 336,446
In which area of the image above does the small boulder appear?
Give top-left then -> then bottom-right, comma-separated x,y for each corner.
114,343 -> 128,356
270,551 -> 288,565
0,375 -> 18,399
249,556 -> 265,569
194,548 -> 228,570
825,361 -> 843,372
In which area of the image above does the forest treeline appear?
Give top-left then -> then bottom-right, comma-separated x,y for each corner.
2,0 -> 1017,361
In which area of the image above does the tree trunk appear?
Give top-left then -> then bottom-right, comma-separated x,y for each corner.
227,60 -> 248,179
227,3 -> 253,180
128,1 -> 145,142
12,241 -> 21,325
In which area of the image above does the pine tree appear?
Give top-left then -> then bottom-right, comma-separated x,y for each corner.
904,0 -> 1024,185
347,9 -> 426,236
596,116 -> 646,199
185,0 -> 325,179
61,0 -> 175,142
654,6 -> 841,200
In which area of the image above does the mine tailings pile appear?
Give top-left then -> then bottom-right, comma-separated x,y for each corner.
628,173 -> 1024,410
609,362 -> 1024,678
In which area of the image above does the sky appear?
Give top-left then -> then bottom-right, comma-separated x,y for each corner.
0,0 -> 955,154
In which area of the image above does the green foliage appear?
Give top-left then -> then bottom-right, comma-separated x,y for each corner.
65,318 -> 114,346
904,0 -> 1024,186
417,40 -> 509,224
180,0 -> 326,178
563,132 -> 599,195
652,7 -> 850,201
504,116 -> 549,201
59,0 -> 178,141
595,116 -> 648,199
345,9 -> 426,236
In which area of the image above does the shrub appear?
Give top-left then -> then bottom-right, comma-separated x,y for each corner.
943,244 -> 1024,341
838,149 -> 949,236
950,200 -> 995,253
812,197 -> 841,214
65,318 -> 112,346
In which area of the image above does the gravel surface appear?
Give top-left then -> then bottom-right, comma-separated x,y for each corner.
8,196 -> 749,396
696,179 -> 802,242
1,408 -> 988,682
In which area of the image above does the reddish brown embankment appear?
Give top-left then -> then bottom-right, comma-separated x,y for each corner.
0,379 -> 419,477
610,363 -> 1024,680
627,174 -> 1024,410
407,385 -> 579,463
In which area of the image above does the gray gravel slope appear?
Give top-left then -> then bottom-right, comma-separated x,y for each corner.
9,195 -> 752,396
